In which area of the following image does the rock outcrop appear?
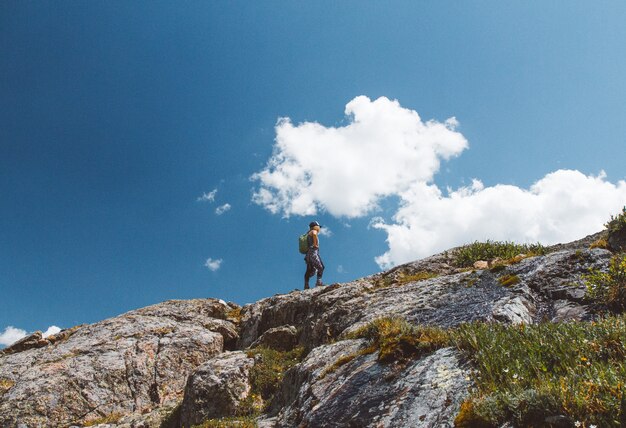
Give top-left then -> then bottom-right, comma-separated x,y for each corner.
608,226 -> 626,252
0,299 -> 238,427
179,351 -> 255,426
0,233 -> 616,427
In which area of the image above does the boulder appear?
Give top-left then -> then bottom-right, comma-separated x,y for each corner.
1,331 -> 47,355
272,340 -> 470,427
179,351 -> 255,427
249,325 -> 299,351
473,260 -> 489,269
0,299 -> 238,427
608,227 -> 626,252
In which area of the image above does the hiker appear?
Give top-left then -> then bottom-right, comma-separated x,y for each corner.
304,221 -> 325,289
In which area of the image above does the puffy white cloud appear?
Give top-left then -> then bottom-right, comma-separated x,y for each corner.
43,326 -> 62,338
252,96 -> 468,218
372,170 -> 626,268
204,257 -> 223,271
0,326 -> 27,347
253,96 -> 626,269
197,189 -> 218,202
215,203 -> 231,215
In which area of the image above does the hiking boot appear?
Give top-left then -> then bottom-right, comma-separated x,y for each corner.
304,283 -> 310,290
315,280 -> 324,287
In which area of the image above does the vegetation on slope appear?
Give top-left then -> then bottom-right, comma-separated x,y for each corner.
329,310 -> 626,428
246,346 -> 306,406
606,207 -> 626,234
454,316 -> 626,427
453,240 -> 548,268
584,252 -> 626,312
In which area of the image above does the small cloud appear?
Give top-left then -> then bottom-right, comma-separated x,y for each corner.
205,257 -> 223,272
215,203 -> 232,215
0,326 -> 27,347
368,217 -> 385,229
337,265 -> 346,273
319,226 -> 333,237
43,326 -> 62,338
197,189 -> 218,202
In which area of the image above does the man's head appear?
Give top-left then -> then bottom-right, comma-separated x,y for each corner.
309,221 -> 321,231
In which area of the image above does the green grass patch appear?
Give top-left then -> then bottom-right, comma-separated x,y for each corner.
369,270 -> 438,292
489,264 -> 507,274
498,274 -> 520,287
192,416 -> 257,428
322,317 -> 450,378
584,253 -> 626,312
454,316 -> 626,427
245,346 -> 306,411
346,317 -> 451,363
454,241 -> 548,268
396,271 -> 439,285
83,412 -> 124,426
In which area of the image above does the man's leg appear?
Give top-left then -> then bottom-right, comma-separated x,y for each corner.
314,255 -> 325,287
304,260 -> 315,289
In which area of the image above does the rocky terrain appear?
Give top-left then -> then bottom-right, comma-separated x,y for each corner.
0,231 -> 619,427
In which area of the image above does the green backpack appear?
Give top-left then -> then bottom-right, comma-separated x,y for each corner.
298,232 -> 309,254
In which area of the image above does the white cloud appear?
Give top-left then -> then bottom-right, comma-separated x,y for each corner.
204,257 -> 223,271
43,326 -> 62,338
0,326 -> 27,347
197,189 -> 218,202
252,96 -> 468,218
215,203 -> 231,215
253,96 -> 626,269
337,265 -> 346,273
372,170 -> 626,268
318,226 -> 332,237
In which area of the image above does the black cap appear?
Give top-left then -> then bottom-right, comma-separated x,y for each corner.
309,221 -> 321,228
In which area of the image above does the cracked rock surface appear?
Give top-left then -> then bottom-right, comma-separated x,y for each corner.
271,340 -> 469,428
0,232 -> 614,427
0,299 -> 238,427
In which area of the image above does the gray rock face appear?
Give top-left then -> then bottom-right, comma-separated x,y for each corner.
239,249 -> 611,352
179,351 -> 255,427
273,340 -> 469,428
1,331 -> 48,355
0,236 -> 614,428
249,325 -> 299,352
0,299 -> 238,427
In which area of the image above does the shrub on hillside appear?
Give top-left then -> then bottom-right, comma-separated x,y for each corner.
584,253 -> 626,312
606,207 -> 626,234
347,317 -> 451,363
453,241 -> 548,268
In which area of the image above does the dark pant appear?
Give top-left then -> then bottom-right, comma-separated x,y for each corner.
304,248 -> 324,285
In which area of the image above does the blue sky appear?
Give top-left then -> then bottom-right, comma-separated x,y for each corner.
2,2 -> 626,345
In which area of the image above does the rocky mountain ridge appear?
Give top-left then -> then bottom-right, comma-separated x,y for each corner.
0,231 -> 618,427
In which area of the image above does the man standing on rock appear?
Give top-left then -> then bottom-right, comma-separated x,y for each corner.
304,221 -> 325,289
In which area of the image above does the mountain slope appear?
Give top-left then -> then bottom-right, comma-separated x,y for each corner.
0,232 -> 615,427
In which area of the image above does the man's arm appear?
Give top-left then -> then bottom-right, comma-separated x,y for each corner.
311,230 -> 319,248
